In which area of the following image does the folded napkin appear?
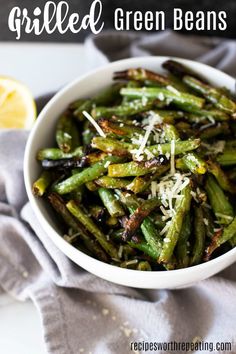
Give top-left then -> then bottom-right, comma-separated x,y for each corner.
0,31 -> 236,354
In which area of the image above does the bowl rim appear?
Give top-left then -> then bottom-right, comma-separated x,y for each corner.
24,55 -> 236,280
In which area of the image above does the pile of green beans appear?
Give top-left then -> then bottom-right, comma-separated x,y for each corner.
33,60 -> 236,271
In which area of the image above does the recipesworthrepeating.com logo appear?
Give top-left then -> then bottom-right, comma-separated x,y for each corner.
130,339 -> 233,352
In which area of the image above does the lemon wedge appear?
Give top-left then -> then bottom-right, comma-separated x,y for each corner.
0,76 -> 36,129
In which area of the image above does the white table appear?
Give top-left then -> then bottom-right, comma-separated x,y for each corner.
0,42 -> 90,354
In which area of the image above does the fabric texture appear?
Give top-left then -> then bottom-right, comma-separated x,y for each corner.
0,31 -> 236,354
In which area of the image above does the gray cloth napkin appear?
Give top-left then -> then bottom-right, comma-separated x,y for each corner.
1,31 -> 236,354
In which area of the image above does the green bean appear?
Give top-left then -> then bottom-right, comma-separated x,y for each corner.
176,213 -> 191,268
159,184 -> 192,264
66,200 -> 118,259
92,136 -> 200,157
32,171 -> 51,197
207,160 -> 236,194
84,152 -> 109,166
190,205 -> 206,266
152,109 -> 185,122
163,60 -> 205,81
185,108 -> 230,121
82,121 -> 94,146
206,216 -> 236,259
167,73 -> 192,93
136,261 -> 152,271
70,185 -> 85,203
202,205 -> 215,239
95,176 -> 132,189
117,191 -> 162,257
229,234 -> 236,247
48,193 -> 108,262
106,216 -> 119,227
217,149 -> 236,166
69,99 -> 86,111
205,175 -> 234,225
108,159 -> 165,178
128,240 -> 159,260
92,98 -> 163,119
123,197 -> 161,240
98,188 -> 125,217
89,205 -> 105,222
41,158 -> 81,170
148,139 -> 201,156
176,153 -> 206,174
127,165 -> 170,194
114,68 -> 170,86
120,87 -> 205,110
120,260 -> 139,269
85,181 -> 98,191
227,167 -> 236,181
162,124 -> 180,141
56,114 -> 80,152
183,75 -> 236,114
73,83 -> 123,120
37,147 -> 84,161
54,156 -> 124,195
200,122 -> 230,140
150,213 -> 166,230
91,137 -> 131,157
98,118 -> 144,138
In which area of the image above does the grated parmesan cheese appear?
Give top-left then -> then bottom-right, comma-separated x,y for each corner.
156,172 -> 190,235
134,112 -> 162,159
126,259 -> 138,266
118,245 -> 124,259
166,85 -> 181,96
104,161 -> 111,168
83,111 -> 106,137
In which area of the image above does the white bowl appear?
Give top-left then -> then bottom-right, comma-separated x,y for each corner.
24,56 -> 236,289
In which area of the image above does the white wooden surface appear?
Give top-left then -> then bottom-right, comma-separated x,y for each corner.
0,42 -> 89,354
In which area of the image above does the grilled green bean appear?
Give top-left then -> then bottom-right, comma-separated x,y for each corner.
114,68 -> 170,86
92,136 -> 200,157
73,83 -> 123,120
176,213 -> 191,268
108,158 -> 165,177
37,147 -> 84,161
200,122 -> 230,140
54,156 -> 124,194
137,261 -> 152,271
183,76 -> 236,114
123,197 -> 161,240
190,205 -> 206,266
92,98 -> 163,119
120,87 -> 205,110
66,200 -> 118,258
159,184 -> 192,264
117,191 -> 162,257
176,153 -> 206,174
33,171 -> 51,197
95,176 -> 132,189
98,118 -> 144,138
205,175 -> 234,225
48,193 -> 108,262
217,149 -> 236,166
98,188 -> 125,217
206,216 -> 236,259
127,165 -> 170,194
207,160 -> 236,194
56,114 -> 80,152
